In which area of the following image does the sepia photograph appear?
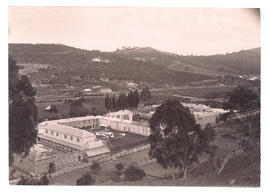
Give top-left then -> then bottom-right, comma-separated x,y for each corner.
8,6 -> 261,187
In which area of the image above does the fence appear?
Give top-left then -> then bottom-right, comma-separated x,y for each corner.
50,143 -> 150,178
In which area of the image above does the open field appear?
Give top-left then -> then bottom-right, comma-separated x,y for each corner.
36,96 -> 106,121
151,86 -> 234,99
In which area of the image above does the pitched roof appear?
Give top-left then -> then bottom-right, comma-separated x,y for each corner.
39,122 -> 96,138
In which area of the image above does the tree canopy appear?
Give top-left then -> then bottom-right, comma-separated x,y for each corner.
149,98 -> 216,179
105,90 -> 139,111
223,85 -> 260,112
9,56 -> 38,165
140,86 -> 151,103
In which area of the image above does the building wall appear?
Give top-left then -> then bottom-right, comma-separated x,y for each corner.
13,151 -> 83,175
61,118 -> 99,129
99,118 -> 150,136
39,127 -> 97,148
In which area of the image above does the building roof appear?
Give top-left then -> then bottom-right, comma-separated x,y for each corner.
85,146 -> 110,157
39,133 -> 91,151
39,122 -> 96,138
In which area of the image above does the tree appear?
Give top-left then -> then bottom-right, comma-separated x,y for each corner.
76,173 -> 95,185
223,85 -> 260,112
105,93 -> 110,111
69,98 -> 88,117
140,86 -> 151,103
9,56 -> 38,166
112,94 -> 116,110
148,98 -> 216,179
134,90 -> 140,108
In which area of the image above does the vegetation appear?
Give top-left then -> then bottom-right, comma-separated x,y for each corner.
17,174 -> 49,185
9,43 -> 215,87
115,163 -> 124,171
90,161 -> 101,171
76,173 -> 95,185
124,165 -> 145,181
48,162 -> 56,174
105,90 -> 139,111
223,85 -> 260,112
140,86 -> 152,103
69,98 -> 88,117
9,56 -> 38,165
149,98 -> 216,179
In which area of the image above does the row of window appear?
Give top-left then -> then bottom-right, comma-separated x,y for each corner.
45,129 -> 80,142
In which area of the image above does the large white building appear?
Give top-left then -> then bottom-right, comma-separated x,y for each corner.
38,116 -> 110,158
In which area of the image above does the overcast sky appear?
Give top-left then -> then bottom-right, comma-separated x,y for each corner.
8,7 -> 260,55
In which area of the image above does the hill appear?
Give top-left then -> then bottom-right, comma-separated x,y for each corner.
8,43 -> 215,88
115,46 -> 260,76
9,44 -> 260,92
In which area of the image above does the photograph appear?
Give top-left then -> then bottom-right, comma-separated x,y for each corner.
8,6 -> 260,186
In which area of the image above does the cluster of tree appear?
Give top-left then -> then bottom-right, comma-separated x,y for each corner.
17,174 -> 49,185
9,56 -> 38,166
223,85 -> 260,112
105,90 -> 139,111
148,98 -> 216,179
69,98 -> 88,117
140,86 -> 151,103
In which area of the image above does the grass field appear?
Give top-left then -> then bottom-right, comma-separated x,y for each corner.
152,86 -> 234,100
36,96 -> 106,121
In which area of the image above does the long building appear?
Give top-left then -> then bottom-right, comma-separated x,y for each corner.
38,117 -> 110,158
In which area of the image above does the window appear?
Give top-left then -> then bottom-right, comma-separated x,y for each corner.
70,136 -> 73,141
77,138 -> 80,142
51,131 -> 53,135
56,132 -> 59,136
64,134 -> 67,139
45,130 -> 48,134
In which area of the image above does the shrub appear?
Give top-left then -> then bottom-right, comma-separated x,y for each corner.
115,163 -> 124,171
124,165 -> 145,181
90,161 -> 101,171
17,174 -> 49,185
48,162 -> 56,174
39,174 -> 49,185
76,173 -> 95,185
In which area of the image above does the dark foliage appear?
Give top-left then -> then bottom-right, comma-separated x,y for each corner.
76,173 -> 95,185
9,56 -> 38,165
90,161 -> 101,171
115,163 -> 124,171
124,165 -> 145,181
48,162 -> 56,174
149,98 -> 216,179
140,86 -> 152,103
69,98 -> 88,117
17,174 -> 49,185
223,85 -> 260,112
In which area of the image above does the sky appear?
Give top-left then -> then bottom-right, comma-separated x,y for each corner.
8,7 -> 260,55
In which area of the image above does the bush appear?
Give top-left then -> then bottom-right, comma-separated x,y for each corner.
90,161 -> 101,171
17,174 -> 49,185
124,165 -> 145,181
115,163 -> 124,171
48,162 -> 56,174
76,173 -> 95,185
39,174 -> 49,185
